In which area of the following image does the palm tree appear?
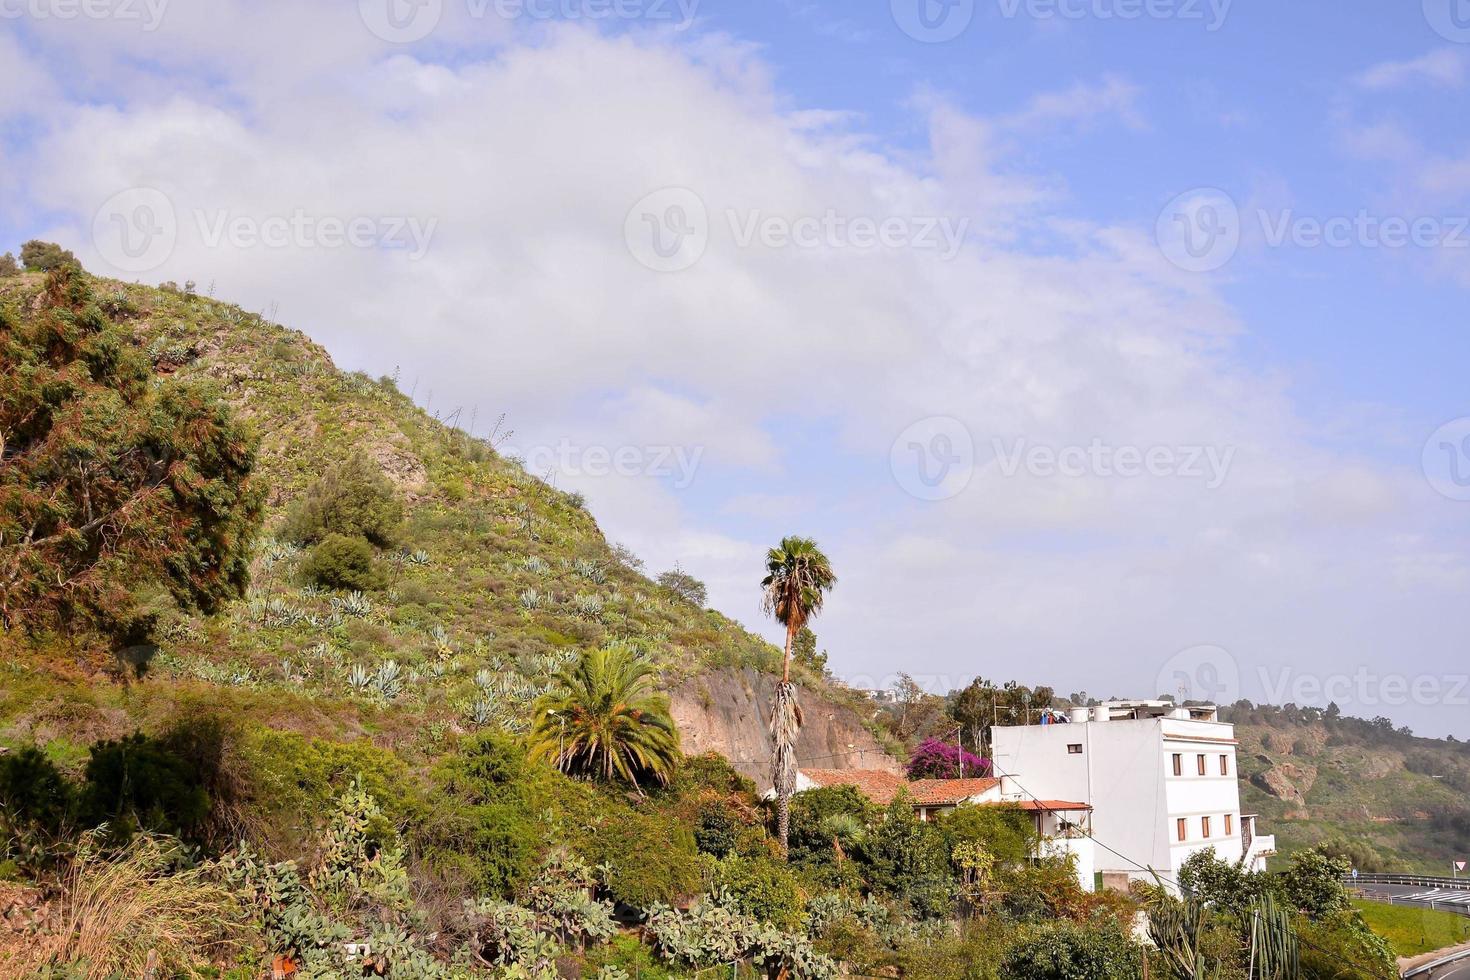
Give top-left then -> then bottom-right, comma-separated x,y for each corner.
760,536 -> 837,855
529,645 -> 681,789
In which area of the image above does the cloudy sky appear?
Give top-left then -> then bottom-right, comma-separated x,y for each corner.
4,0 -> 1470,737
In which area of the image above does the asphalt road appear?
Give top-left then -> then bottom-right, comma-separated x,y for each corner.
1356,883 -> 1470,917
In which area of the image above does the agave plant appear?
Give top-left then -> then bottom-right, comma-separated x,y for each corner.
521,556 -> 552,575
374,660 -> 404,699
331,591 -> 374,617
406,549 -> 432,566
570,594 -> 605,620
518,588 -> 545,611
347,664 -> 373,690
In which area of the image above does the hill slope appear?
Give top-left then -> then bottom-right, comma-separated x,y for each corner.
0,270 -> 891,782
1227,706 -> 1470,873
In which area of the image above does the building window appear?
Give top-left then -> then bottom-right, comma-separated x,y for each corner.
1172,754 -> 1183,776
1196,754 -> 1207,776
1225,814 -> 1234,836
1176,818 -> 1187,842
1202,816 -> 1212,838
1220,755 -> 1229,776
1067,743 -> 1083,755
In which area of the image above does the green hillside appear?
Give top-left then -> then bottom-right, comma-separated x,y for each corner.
1227,704 -> 1470,874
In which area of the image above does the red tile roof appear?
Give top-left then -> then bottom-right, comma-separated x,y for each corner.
1015,799 -> 1092,812
801,769 -> 908,805
800,771 -> 1002,807
908,778 -> 1001,805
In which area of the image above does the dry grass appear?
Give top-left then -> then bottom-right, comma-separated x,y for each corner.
2,832 -> 258,979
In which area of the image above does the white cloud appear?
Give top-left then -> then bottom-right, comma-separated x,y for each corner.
9,17 -> 1470,737
1357,49 -> 1467,91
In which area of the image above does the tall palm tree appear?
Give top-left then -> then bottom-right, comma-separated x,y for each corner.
529,645 -> 681,789
761,536 -> 837,856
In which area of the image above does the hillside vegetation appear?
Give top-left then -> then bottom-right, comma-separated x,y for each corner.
1226,703 -> 1470,874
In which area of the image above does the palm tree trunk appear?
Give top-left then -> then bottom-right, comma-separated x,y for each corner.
771,679 -> 800,858
782,621 -> 796,683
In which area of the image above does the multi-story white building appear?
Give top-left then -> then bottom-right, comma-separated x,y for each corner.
991,700 -> 1274,892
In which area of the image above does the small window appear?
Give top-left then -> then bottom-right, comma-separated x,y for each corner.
1220,755 -> 1229,776
1225,814 -> 1234,836
1172,754 -> 1183,776
1176,818 -> 1187,842
1067,743 -> 1083,755
1196,754 -> 1207,776
1202,816 -> 1212,838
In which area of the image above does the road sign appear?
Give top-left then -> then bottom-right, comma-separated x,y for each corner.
1456,861 -> 1466,872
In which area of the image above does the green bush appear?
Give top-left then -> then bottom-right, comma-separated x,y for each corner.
937,802 -> 1037,869
19,239 -> 78,271
1000,921 -> 1143,980
80,733 -> 211,843
301,533 -> 385,590
0,746 -> 75,854
0,252 -> 18,277
282,453 -> 403,547
694,802 -> 740,858
710,854 -> 806,929
788,784 -> 879,871
428,732 -> 542,898
867,794 -> 954,920
556,784 -> 701,908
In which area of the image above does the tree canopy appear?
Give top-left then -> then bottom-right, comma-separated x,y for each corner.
0,266 -> 263,640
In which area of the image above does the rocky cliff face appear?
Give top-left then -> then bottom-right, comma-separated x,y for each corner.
669,668 -> 902,791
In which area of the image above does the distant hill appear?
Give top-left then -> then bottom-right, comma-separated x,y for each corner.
1225,704 -> 1470,873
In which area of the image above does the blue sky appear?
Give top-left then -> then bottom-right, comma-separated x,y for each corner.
4,0 -> 1470,736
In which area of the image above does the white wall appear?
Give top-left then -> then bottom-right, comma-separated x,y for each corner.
993,716 -> 1249,891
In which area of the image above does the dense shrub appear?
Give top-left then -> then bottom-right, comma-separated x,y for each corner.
694,801 -> 741,858
1296,911 -> 1397,979
0,252 -> 18,277
1275,849 -> 1352,919
300,532 -> 386,590
710,854 -> 806,929
0,746 -> 75,856
80,734 -> 211,843
19,239 -> 78,271
937,802 -> 1036,869
1000,921 -> 1143,980
867,794 -> 954,920
657,568 -> 708,607
281,453 -> 403,547
428,732 -> 542,897
0,266 -> 263,637
788,784 -> 879,872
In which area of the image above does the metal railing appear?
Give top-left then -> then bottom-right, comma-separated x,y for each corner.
1346,874 -> 1470,891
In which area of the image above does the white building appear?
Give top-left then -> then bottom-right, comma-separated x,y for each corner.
991,700 -> 1275,893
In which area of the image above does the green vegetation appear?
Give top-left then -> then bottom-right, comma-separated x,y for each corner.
0,254 -> 1453,978
1352,899 -> 1470,958
0,265 -> 263,644
19,239 -> 78,272
0,252 -> 17,277
529,645 -> 681,788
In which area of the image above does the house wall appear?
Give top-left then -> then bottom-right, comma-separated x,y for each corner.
993,715 -> 1248,892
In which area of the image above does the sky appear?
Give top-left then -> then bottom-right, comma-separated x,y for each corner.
3,0 -> 1470,737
